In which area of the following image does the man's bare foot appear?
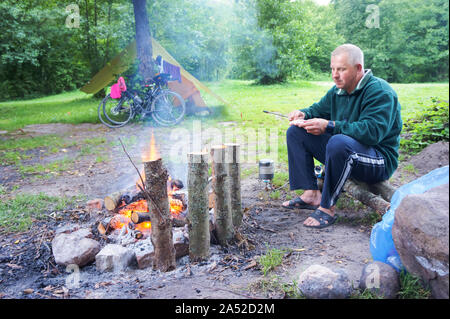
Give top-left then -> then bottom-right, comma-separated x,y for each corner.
303,206 -> 336,227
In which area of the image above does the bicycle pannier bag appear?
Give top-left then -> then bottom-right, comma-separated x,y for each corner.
110,77 -> 127,99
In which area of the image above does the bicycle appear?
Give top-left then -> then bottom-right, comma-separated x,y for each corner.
98,73 -> 186,128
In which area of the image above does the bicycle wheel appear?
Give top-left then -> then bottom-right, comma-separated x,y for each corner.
151,90 -> 186,126
102,94 -> 134,127
98,95 -> 121,128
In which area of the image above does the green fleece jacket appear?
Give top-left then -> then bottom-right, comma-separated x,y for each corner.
300,70 -> 402,178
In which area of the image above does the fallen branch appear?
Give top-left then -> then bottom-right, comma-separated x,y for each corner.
343,179 -> 396,214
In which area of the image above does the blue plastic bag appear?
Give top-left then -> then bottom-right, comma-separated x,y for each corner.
370,165 -> 449,271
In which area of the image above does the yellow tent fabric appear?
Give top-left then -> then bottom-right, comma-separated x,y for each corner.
80,38 -> 227,106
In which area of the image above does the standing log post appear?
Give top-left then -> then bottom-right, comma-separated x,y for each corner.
144,158 -> 176,272
211,145 -> 234,245
224,143 -> 242,228
187,152 -> 210,261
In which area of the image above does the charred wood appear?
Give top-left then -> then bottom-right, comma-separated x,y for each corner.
130,212 -> 151,224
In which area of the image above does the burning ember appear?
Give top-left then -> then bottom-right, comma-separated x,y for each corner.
106,177 -> 187,240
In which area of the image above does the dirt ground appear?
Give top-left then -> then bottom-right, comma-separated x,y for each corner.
0,123 -> 448,299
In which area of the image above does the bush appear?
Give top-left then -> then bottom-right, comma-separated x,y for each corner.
400,98 -> 449,154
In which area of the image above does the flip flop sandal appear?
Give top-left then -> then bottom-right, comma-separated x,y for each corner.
282,197 -> 319,210
304,208 -> 338,229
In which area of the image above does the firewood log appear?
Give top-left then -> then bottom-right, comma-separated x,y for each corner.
225,143 -> 242,228
211,145 -> 234,245
104,187 -> 142,211
187,151 -> 210,261
130,212 -> 151,224
97,217 -> 113,235
144,158 -> 176,272
104,191 -> 123,211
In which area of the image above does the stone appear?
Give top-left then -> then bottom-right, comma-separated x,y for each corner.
297,264 -> 352,299
95,244 -> 136,272
52,228 -> 100,267
130,238 -> 155,269
54,224 -> 81,235
392,183 -> 449,299
86,199 -> 104,212
359,261 -> 400,299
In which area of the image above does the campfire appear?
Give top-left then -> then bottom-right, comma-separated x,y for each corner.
92,135 -> 242,272
98,132 -> 187,241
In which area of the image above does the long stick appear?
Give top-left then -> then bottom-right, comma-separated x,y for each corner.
263,110 -> 288,119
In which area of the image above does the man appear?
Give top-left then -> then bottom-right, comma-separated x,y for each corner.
282,44 -> 402,229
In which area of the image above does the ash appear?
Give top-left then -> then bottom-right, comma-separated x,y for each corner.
0,207 -> 256,299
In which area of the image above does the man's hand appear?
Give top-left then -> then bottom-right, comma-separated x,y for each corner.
294,118 -> 329,135
288,110 -> 305,121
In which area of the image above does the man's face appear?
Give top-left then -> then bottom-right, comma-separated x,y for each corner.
330,53 -> 362,93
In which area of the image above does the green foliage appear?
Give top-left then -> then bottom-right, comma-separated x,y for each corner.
229,0 -> 342,83
17,157 -> 74,177
334,0 -> 449,83
271,171 -> 289,189
250,275 -> 305,299
400,98 -> 449,154
1,0 -> 447,101
0,134 -> 68,151
0,3 -> 91,100
258,245 -> 286,276
351,289 -> 385,299
269,190 -> 280,200
398,271 -> 432,299
0,192 -> 79,233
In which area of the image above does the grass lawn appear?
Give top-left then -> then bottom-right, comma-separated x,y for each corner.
1,79 -> 447,167
1,80 -> 447,133
0,80 -> 448,166
0,91 -> 100,132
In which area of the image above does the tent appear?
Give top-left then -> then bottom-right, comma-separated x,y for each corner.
80,37 -> 227,113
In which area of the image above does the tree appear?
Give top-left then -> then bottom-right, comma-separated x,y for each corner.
333,0 -> 449,82
132,0 -> 155,82
229,0 -> 340,83
255,0 -> 316,83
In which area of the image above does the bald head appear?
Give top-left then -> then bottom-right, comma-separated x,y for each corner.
331,44 -> 364,70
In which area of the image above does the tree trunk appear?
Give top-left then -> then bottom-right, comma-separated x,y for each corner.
187,152 -> 210,261
132,0 -> 154,82
211,145 -> 234,245
224,143 -> 242,228
144,158 -> 176,272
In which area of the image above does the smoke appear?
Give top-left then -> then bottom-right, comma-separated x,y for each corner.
145,0 -> 278,81
228,0 -> 278,80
